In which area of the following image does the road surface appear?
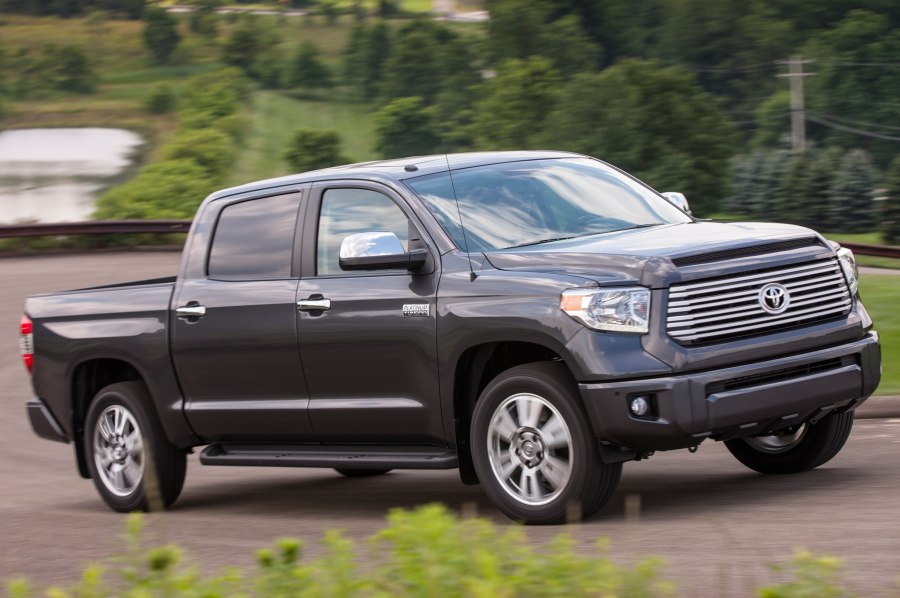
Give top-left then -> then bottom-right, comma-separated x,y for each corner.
1,252 -> 898,596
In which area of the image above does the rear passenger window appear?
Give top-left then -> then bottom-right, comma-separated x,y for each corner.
208,194 -> 301,280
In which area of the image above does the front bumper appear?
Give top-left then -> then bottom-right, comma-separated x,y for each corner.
579,332 -> 881,453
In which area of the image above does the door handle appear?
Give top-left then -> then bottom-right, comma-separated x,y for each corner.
175,304 -> 207,319
297,298 -> 331,311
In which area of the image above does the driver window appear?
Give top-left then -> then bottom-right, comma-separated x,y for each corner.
317,188 -> 409,276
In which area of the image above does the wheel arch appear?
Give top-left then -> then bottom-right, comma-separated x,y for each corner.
452,341 -> 574,485
70,357 -> 148,478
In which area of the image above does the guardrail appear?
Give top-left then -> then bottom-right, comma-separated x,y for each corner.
1,221 -> 898,259
0,220 -> 192,238
840,242 -> 900,260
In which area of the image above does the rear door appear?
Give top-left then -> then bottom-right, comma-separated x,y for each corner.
295,181 -> 443,444
172,187 -> 314,442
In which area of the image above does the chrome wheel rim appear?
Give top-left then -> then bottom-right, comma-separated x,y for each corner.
745,424 -> 807,454
487,393 -> 573,506
93,405 -> 144,497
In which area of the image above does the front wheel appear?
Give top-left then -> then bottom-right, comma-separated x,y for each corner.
470,362 -> 621,525
84,382 -> 187,512
724,411 -> 854,475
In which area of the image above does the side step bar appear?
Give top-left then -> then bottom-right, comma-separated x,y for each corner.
200,444 -> 458,470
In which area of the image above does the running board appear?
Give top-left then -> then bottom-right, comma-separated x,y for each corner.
200,444 -> 458,470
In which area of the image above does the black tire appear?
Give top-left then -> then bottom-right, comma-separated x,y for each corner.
470,362 -> 622,525
84,382 -> 187,512
334,468 -> 392,477
724,411 -> 854,475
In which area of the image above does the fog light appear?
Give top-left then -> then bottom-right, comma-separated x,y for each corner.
630,396 -> 650,417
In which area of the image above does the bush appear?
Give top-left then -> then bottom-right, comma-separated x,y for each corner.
284,129 -> 349,172
144,84 -> 177,114
6,506 -> 870,597
93,159 -> 216,220
7,505 -> 676,597
161,128 -> 234,179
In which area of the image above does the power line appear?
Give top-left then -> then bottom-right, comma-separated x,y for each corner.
685,61 -> 779,74
823,61 -> 900,68
817,112 -> 900,133
806,113 -> 900,142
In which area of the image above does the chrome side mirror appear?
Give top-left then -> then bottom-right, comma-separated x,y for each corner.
339,231 -> 427,271
661,192 -> 692,215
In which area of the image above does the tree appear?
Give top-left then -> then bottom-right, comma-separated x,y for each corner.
473,57 -> 560,150
828,149 -> 878,233
374,97 -> 441,159
542,60 -> 736,215
485,0 -> 551,62
143,7 -> 181,65
806,146 -> 843,231
883,156 -> 900,245
223,20 -> 263,74
776,150 -> 813,224
535,14 -> 602,78
290,41 -> 331,90
189,0 -> 220,37
283,130 -> 349,172
379,20 -> 443,104
810,10 -> 900,166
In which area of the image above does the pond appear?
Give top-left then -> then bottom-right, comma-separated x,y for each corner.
0,128 -> 144,224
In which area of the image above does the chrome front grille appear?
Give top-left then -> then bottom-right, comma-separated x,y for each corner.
666,260 -> 852,344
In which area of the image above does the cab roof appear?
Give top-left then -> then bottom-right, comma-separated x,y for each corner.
209,150 -> 584,201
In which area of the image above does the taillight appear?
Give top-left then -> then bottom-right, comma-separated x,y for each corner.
20,315 -> 33,374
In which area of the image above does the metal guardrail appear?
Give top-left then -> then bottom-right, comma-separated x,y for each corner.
0,221 -> 898,259
841,242 -> 900,260
0,220 -> 192,238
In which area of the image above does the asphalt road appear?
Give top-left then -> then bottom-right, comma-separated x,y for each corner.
2,252 -> 898,596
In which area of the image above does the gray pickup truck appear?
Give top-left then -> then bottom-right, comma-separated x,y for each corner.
22,151 -> 880,524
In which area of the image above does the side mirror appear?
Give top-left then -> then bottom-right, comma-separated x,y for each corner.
339,231 -> 427,271
661,192 -> 692,215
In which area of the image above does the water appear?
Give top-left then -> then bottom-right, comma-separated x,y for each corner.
0,128 -> 143,224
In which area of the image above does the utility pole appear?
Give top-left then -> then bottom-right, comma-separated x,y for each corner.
776,56 -> 815,151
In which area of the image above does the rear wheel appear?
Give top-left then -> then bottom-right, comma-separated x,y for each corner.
84,382 -> 186,512
470,362 -> 621,524
724,411 -> 854,474
334,468 -> 392,477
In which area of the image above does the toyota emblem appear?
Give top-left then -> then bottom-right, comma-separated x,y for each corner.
758,283 -> 790,314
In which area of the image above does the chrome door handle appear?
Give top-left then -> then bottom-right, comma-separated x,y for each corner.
175,304 -> 207,318
297,298 -> 331,311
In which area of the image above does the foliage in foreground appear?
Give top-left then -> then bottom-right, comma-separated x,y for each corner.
5,504 -> 867,598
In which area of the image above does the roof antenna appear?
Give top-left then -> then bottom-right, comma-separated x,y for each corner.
441,136 -> 477,281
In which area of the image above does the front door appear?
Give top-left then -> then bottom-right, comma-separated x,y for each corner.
296,182 -> 443,444
172,190 -> 314,443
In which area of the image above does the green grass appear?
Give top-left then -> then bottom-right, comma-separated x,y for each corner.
860,274 -> 900,395
229,90 -> 378,186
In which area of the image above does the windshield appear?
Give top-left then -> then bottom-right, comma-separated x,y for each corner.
405,158 -> 692,252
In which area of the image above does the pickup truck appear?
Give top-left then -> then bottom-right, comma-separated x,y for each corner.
22,151 -> 881,524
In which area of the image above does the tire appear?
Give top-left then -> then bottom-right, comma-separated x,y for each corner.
334,468 -> 392,477
470,362 -> 622,525
724,411 -> 854,475
84,382 -> 187,512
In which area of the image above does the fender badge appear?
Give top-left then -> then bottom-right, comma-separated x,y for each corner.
403,304 -> 430,317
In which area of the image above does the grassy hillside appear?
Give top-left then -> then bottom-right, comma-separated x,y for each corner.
859,274 -> 900,395
229,91 -> 378,186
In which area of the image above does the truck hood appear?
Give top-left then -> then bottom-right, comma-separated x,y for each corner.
483,221 -> 828,286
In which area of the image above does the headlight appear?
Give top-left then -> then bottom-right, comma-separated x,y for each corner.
560,287 -> 651,334
836,247 -> 859,295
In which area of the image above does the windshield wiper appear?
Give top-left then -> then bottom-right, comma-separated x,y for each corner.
505,236 -> 577,249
